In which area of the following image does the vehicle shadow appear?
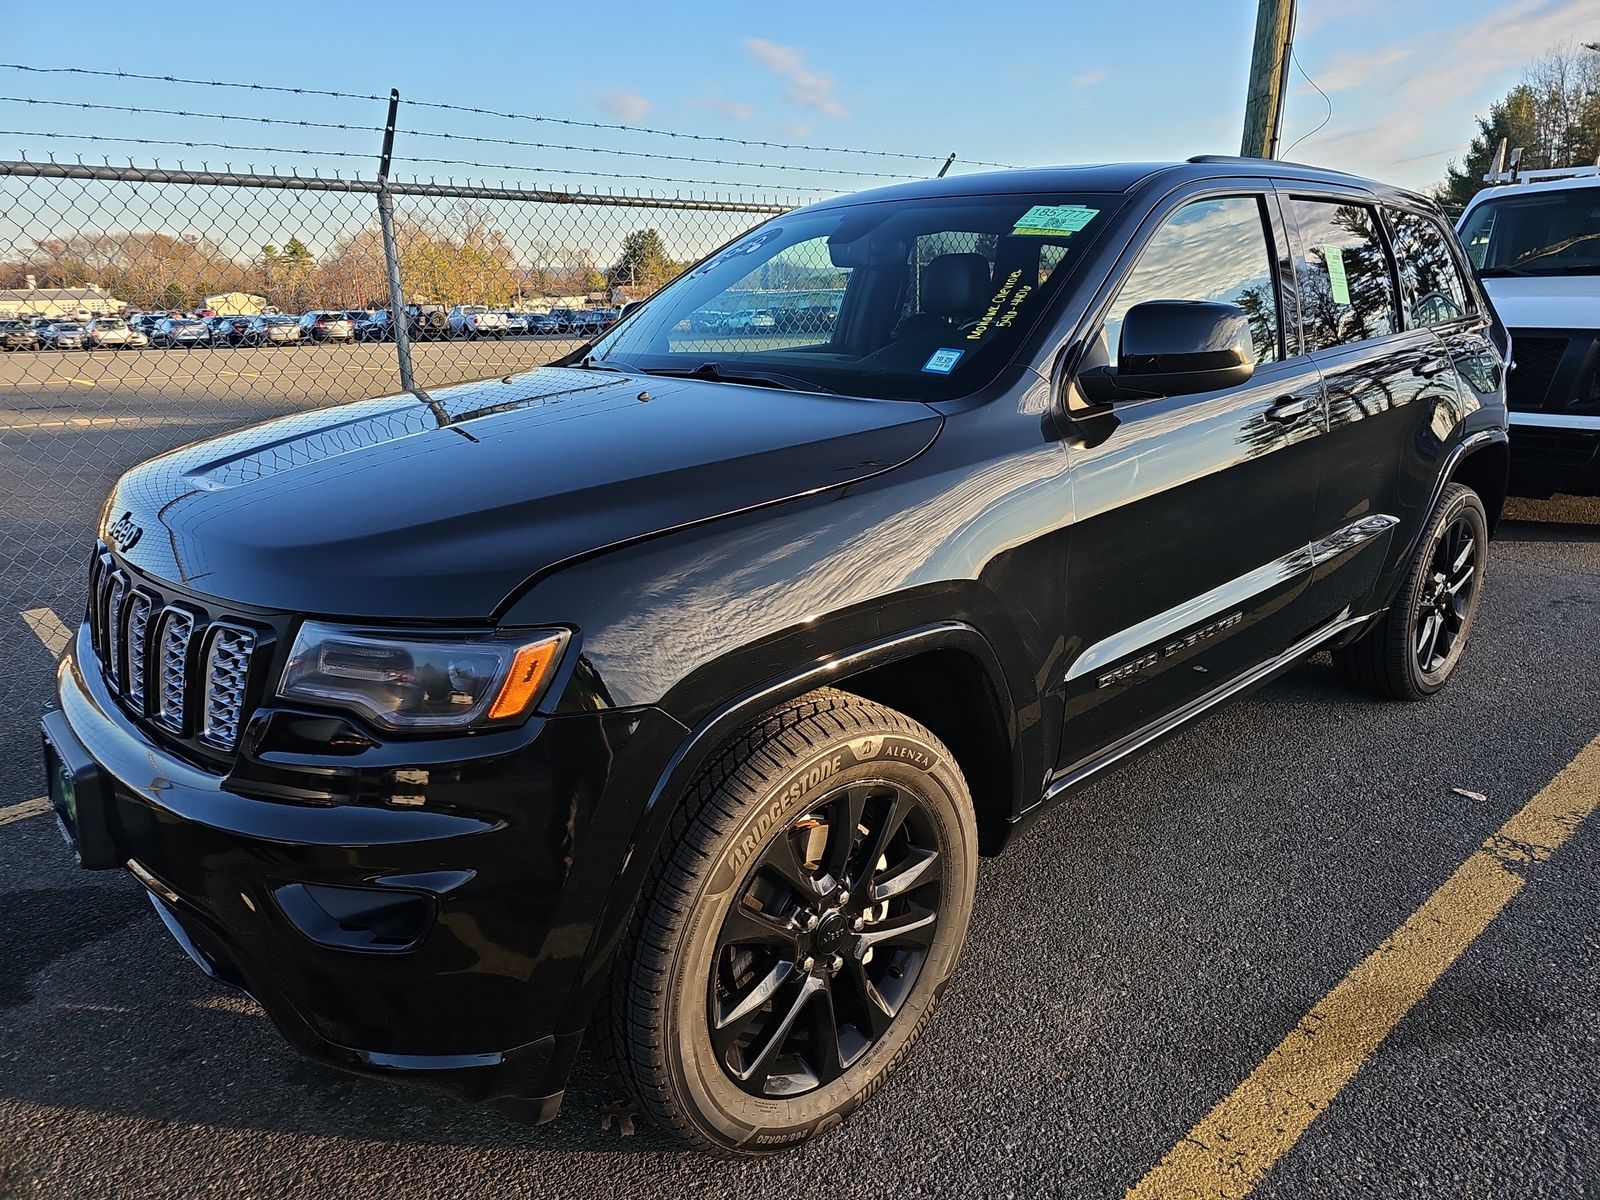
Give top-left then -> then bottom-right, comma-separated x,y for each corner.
0,871 -> 680,1159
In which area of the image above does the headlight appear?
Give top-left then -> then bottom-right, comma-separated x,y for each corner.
278,622 -> 568,731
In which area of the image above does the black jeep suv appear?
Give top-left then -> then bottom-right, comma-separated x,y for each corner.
43,158 -> 1508,1154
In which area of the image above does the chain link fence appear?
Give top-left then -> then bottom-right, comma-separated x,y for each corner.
0,157 -> 795,742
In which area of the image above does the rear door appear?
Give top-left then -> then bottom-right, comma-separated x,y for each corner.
1281,192 -> 1462,624
1058,188 -> 1325,769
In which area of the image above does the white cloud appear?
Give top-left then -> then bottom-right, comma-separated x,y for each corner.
744,38 -> 847,117
687,96 -> 756,120
1073,68 -> 1110,88
1313,46 -> 1409,93
1289,0 -> 1600,183
594,90 -> 651,122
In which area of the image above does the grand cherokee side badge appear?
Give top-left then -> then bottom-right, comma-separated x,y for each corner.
1096,611 -> 1243,688
107,511 -> 143,551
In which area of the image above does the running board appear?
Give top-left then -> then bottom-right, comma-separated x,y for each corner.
1031,609 -> 1375,812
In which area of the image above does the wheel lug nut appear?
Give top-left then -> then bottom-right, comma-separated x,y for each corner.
801,956 -> 815,973
851,917 -> 864,931
804,913 -> 819,931
837,890 -> 850,906
830,955 -> 843,974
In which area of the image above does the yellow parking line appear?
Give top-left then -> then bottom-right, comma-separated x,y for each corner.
1127,732 -> 1600,1200
0,797 -> 51,827
21,607 -> 72,657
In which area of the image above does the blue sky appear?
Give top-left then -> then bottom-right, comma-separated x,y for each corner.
3,0 -> 1597,198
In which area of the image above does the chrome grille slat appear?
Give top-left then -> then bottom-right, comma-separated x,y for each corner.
154,609 -> 195,733
200,626 -> 254,749
125,593 -> 152,709
104,573 -> 127,690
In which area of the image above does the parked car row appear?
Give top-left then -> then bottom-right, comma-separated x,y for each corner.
3,305 -> 623,350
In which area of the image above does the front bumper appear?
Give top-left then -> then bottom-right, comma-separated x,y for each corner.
1507,412 -> 1600,497
47,623 -> 684,1121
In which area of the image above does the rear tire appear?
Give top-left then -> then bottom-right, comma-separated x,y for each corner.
594,687 -> 977,1154
1332,481 -> 1487,700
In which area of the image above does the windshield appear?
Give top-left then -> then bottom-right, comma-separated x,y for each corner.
1460,188 -> 1600,274
590,192 -> 1118,400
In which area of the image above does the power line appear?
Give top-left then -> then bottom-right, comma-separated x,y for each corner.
0,63 -> 1015,169
1281,52 -> 1333,158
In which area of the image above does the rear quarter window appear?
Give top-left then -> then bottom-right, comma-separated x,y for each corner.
1386,208 -> 1472,328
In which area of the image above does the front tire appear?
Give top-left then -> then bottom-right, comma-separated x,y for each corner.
1332,481 -> 1488,700
596,688 -> 977,1154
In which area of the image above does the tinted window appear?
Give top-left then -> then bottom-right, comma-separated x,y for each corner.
1290,200 -> 1398,350
1103,196 -> 1281,365
1387,209 -> 1470,327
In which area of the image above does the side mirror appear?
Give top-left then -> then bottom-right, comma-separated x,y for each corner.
1115,300 -> 1256,397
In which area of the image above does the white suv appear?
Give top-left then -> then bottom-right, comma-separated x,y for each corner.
1458,162 -> 1600,497
447,305 -> 509,339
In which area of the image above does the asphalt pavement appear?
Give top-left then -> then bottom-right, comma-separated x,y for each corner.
0,346 -> 1596,1197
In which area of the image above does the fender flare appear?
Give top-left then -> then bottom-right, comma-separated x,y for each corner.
555,619 -> 1018,1035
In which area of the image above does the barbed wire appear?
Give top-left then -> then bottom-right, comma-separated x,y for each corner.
0,63 -> 1019,169
0,95 -> 922,181
0,95 -> 382,135
1,130 -> 830,195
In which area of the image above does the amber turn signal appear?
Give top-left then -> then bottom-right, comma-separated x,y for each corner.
487,635 -> 566,720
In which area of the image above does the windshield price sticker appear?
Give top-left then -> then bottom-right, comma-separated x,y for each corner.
1011,204 -> 1099,237
922,348 -> 965,374
1323,244 -> 1352,305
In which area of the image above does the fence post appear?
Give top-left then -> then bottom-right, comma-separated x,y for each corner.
375,88 -> 416,394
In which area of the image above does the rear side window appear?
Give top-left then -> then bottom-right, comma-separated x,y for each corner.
1386,208 -> 1471,327
1103,195 -> 1282,365
1290,199 -> 1398,351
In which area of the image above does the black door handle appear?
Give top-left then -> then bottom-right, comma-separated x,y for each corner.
1266,394 -> 1314,422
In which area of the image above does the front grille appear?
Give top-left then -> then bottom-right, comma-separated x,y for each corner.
87,552 -> 262,753
1509,336 -> 1568,411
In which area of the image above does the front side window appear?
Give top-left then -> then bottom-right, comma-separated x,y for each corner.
591,192 -> 1120,401
1387,209 -> 1470,327
1290,199 -> 1399,351
1102,195 -> 1282,365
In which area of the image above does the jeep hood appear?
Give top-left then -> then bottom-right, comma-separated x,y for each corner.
1477,273 -> 1600,330
105,367 -> 942,618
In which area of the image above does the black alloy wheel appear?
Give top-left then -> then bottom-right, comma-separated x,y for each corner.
1332,481 -> 1488,700
595,688 -> 977,1154
710,779 -> 943,1098
1414,512 -> 1478,676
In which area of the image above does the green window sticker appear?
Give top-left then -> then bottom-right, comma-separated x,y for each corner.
1012,204 -> 1099,237
1323,245 -> 1352,306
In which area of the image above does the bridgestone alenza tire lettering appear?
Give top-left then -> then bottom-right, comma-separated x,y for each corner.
591,687 -> 978,1154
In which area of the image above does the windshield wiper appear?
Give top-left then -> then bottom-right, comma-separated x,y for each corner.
638,361 -> 833,394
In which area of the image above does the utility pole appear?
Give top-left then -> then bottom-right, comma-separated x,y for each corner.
1240,0 -> 1297,159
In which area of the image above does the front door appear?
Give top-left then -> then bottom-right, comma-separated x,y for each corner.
1057,192 -> 1325,772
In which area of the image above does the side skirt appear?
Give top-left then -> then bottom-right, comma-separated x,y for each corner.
1021,608 -> 1375,822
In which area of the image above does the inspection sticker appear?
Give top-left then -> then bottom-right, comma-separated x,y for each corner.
1323,245 -> 1352,305
922,347 -> 965,374
1012,204 -> 1099,236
